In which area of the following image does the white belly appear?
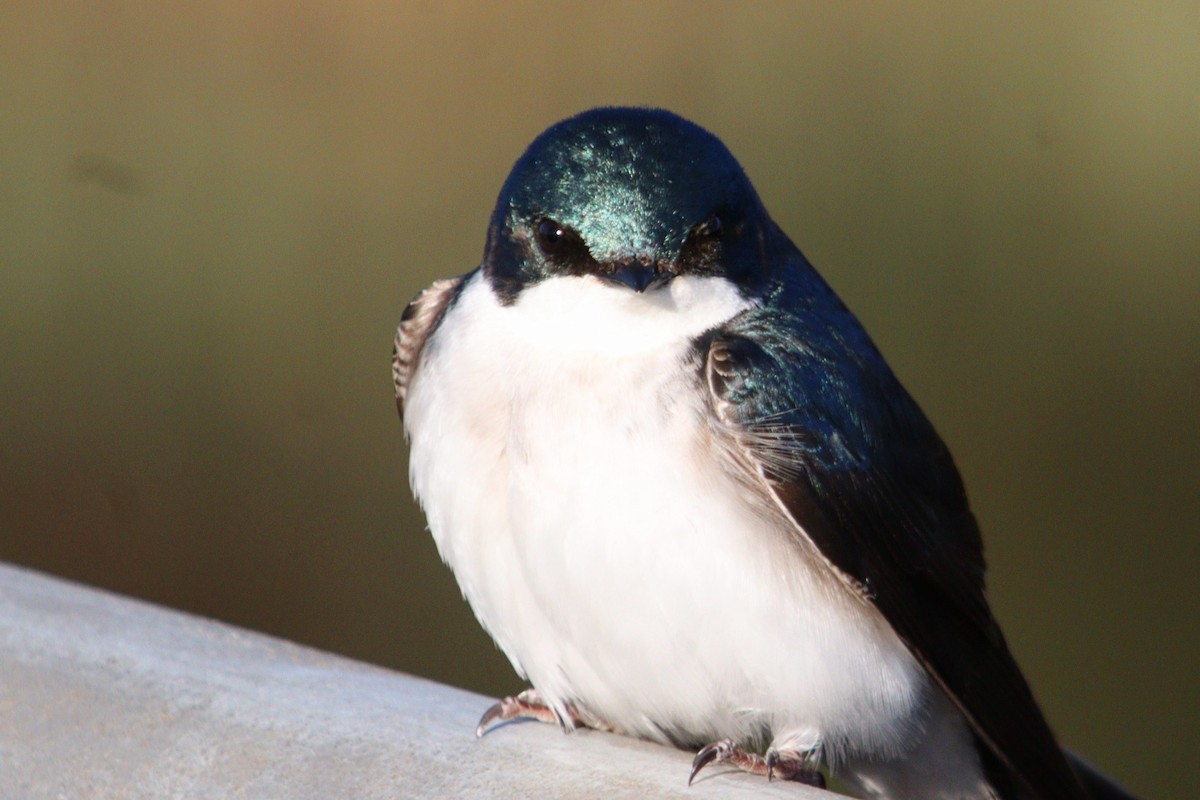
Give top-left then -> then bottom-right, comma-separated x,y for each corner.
404,271 -> 942,770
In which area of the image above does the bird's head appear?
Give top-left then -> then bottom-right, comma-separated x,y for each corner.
483,107 -> 780,304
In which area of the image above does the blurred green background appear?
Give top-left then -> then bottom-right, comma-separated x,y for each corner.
1,4 -> 1195,797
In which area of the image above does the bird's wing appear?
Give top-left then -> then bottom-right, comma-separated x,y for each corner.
393,275 -> 467,416
703,294 -> 1090,800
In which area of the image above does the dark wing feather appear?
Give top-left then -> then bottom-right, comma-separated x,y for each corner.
704,274 -> 1091,800
393,275 -> 466,417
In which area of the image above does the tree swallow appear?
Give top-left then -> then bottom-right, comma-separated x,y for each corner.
394,108 -> 1136,800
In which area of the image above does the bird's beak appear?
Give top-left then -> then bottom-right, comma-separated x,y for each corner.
602,260 -> 672,293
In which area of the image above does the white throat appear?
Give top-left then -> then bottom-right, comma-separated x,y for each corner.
492,273 -> 754,357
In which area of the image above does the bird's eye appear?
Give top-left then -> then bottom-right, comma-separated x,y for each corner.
535,218 -> 569,255
700,214 -> 723,238
533,217 -> 594,267
678,213 -> 727,271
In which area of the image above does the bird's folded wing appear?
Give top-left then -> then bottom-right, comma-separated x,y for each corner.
702,302 -> 1089,800
394,274 -> 468,415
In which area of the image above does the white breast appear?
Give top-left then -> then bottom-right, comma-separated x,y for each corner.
403,270 -> 939,770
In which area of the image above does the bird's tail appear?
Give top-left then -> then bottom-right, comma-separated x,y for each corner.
1066,751 -> 1140,800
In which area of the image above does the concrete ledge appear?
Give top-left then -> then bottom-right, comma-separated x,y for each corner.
0,563 -> 829,798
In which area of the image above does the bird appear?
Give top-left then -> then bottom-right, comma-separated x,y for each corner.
394,107 -> 1137,799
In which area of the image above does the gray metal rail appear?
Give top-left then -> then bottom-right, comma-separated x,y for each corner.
0,563 -> 828,799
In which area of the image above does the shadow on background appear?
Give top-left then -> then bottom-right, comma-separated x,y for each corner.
1,5 -> 1195,797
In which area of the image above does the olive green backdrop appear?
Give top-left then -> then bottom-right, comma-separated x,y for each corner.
1,4 -> 1195,797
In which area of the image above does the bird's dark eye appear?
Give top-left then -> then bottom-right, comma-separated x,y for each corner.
535,218 -> 570,255
700,214 -> 723,238
537,217 -> 592,263
679,213 -> 727,272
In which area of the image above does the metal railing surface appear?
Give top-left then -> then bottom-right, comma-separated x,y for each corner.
0,562 -> 827,799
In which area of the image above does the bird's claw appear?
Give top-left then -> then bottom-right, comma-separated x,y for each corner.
764,749 -> 824,785
476,689 -> 559,737
689,739 -> 763,785
689,739 -> 825,787
476,688 -> 617,738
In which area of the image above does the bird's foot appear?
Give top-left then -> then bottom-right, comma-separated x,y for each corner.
689,739 -> 825,787
476,688 -> 616,737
